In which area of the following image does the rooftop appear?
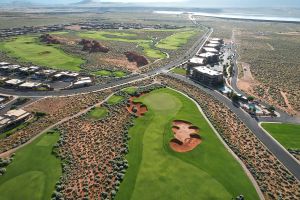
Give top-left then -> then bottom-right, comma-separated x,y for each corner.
211,38 -> 222,41
198,52 -> 217,58
5,79 -> 24,85
0,62 -> 10,66
194,66 -> 223,76
5,109 -> 30,119
19,81 -> 42,88
209,40 -> 221,45
189,57 -> 206,65
205,43 -> 220,48
203,47 -> 219,53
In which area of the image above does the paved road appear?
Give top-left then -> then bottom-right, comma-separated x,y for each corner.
167,72 -> 300,181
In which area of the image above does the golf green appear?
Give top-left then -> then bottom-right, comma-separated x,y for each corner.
0,131 -> 62,200
78,31 -> 166,59
156,30 -> 197,50
171,67 -> 187,75
107,95 -> 124,105
116,88 -> 259,200
261,123 -> 300,150
0,36 -> 84,71
87,107 -> 108,120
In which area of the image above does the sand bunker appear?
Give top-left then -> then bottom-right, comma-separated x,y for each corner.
126,95 -> 148,117
170,120 -> 201,153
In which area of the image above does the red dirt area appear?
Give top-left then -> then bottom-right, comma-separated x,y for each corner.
126,96 -> 148,117
65,25 -> 81,31
170,120 -> 201,153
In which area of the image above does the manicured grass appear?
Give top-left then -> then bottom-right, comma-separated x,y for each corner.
107,95 -> 124,105
0,130 -> 61,200
0,36 -> 84,71
93,70 -> 112,76
122,87 -> 138,94
78,31 -> 147,43
171,67 -> 187,75
156,30 -> 197,50
112,71 -> 126,78
138,42 -> 166,59
87,107 -> 108,120
93,70 -> 126,77
116,88 -> 259,200
78,31 -> 165,59
261,123 -> 300,150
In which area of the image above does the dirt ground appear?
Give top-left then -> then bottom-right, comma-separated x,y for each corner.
101,57 -> 140,71
280,91 -> 294,112
237,62 -> 299,115
65,25 -> 81,31
126,96 -> 148,117
237,62 -> 258,93
277,32 -> 300,36
170,120 -> 201,153
266,43 -> 275,50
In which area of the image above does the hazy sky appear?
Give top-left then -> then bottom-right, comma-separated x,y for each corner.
2,0 -> 300,7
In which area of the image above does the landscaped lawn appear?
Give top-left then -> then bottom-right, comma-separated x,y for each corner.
156,30 -> 197,50
78,31 -> 165,59
116,88 -> 259,200
78,31 -> 147,43
93,70 -> 126,77
261,123 -> 300,150
112,71 -> 127,78
87,107 -> 108,120
107,95 -> 124,105
122,87 -> 138,95
138,42 -> 166,59
0,130 -> 61,200
171,67 -> 187,75
0,36 -> 84,71
93,70 -> 112,76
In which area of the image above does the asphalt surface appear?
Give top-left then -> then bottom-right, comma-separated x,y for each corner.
167,72 -> 300,181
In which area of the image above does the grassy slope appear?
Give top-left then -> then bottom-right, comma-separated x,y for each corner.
171,67 -> 187,75
0,36 -> 84,71
107,95 -> 124,105
93,70 -> 126,77
87,107 -> 108,120
0,131 -> 61,200
78,31 -> 166,59
261,123 -> 300,149
116,88 -> 259,200
138,43 -> 166,59
156,30 -> 197,50
78,31 -> 148,43
122,87 -> 138,95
